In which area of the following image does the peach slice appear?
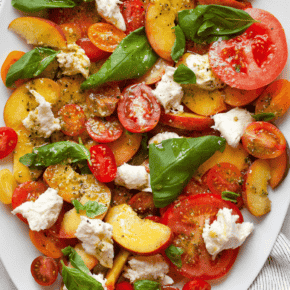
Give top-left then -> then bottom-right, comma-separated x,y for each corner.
8,17 -> 67,49
243,159 -> 271,217
72,243 -> 99,270
105,204 -> 172,255
145,0 -> 195,61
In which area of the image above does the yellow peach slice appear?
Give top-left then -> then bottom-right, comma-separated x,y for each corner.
0,169 -> 17,204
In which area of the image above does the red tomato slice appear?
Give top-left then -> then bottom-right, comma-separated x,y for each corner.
241,121 -> 286,159
209,8 -> 288,90
118,83 -> 161,133
115,281 -> 134,290
161,194 -> 243,280
182,278 -> 211,290
128,191 -> 156,215
86,116 -> 123,143
88,144 -> 117,183
120,0 -> 145,34
58,104 -> 86,137
31,256 -> 58,286
12,181 -> 48,224
0,127 -> 18,159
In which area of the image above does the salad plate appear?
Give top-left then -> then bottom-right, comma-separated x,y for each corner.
0,0 -> 289,289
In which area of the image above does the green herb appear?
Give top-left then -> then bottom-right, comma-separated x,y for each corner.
6,47 -> 59,88
221,191 -> 240,203
72,200 -> 107,218
165,245 -> 184,268
149,136 -> 226,208
133,280 -> 161,290
171,25 -> 186,62
252,112 -> 275,121
178,5 -> 256,44
81,27 -> 158,90
19,141 -> 90,169
173,64 -> 196,84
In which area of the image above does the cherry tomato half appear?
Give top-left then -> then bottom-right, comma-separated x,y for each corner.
115,281 -> 134,290
128,191 -> 156,215
182,278 -> 211,290
31,256 -> 58,286
0,127 -> 18,159
241,121 -> 286,159
118,83 -> 161,133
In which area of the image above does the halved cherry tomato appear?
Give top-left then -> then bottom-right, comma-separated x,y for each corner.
0,127 -> 18,159
58,104 -> 86,137
88,23 -> 126,52
161,194 -> 243,280
12,181 -> 48,224
186,40 -> 210,55
86,116 -> 123,143
182,278 -> 211,290
31,256 -> 58,286
76,37 -> 111,62
116,281 -> 134,290
128,191 -> 156,215
88,144 -> 117,183
241,121 -> 286,159
118,83 -> 161,133
209,8 -> 288,90
120,0 -> 145,34
111,186 -> 134,207
182,176 -> 209,196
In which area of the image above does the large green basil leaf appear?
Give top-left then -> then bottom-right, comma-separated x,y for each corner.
149,136 -> 226,208
19,141 -> 90,169
173,64 -> 196,84
133,280 -> 161,290
81,27 -> 158,90
178,5 -> 256,44
5,47 -> 59,88
11,0 -> 76,12
171,25 -> 186,63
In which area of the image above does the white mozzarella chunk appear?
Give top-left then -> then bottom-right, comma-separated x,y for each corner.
186,53 -> 225,91
122,254 -> 174,285
22,89 -> 61,138
152,67 -> 184,114
202,207 -> 254,260
95,0 -> 126,31
75,216 -> 114,268
212,107 -> 254,147
57,43 -> 91,78
12,188 -> 63,232
148,132 -> 181,145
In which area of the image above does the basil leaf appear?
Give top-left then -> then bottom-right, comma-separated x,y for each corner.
72,200 -> 107,217
252,112 -> 275,121
62,246 -> 90,274
178,5 -> 256,44
11,0 -> 76,12
222,191 -> 240,203
72,200 -> 85,214
133,280 -> 161,290
61,262 -> 104,290
19,141 -> 90,168
165,245 -> 184,268
171,25 -> 186,62
81,27 -> 158,90
149,136 -> 226,208
6,47 -> 59,88
173,64 -> 196,84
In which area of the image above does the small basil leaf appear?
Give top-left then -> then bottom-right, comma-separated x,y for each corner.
165,245 -> 184,268
61,262 -> 104,290
178,5 -> 256,44
173,64 -> 196,84
11,0 -> 76,12
149,136 -> 226,208
171,25 -> 186,63
252,112 -> 275,121
62,246 -> 90,274
133,280 -> 161,290
81,27 -> 158,90
19,141 -> 90,169
72,200 -> 85,214
84,201 -> 107,218
6,47 -> 59,88
222,191 -> 240,203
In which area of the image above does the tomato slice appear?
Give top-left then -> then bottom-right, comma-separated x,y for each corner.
0,127 -> 18,159
12,181 -> 48,224
161,194 -> 243,280
120,0 -> 145,34
209,8 -> 288,90
182,278 -> 211,290
31,256 -> 59,286
118,83 -> 161,133
88,144 -> 117,183
128,191 -> 156,215
241,121 -> 286,159
88,23 -> 126,52
116,281 -> 134,290
58,104 -> 86,137
86,116 -> 123,143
